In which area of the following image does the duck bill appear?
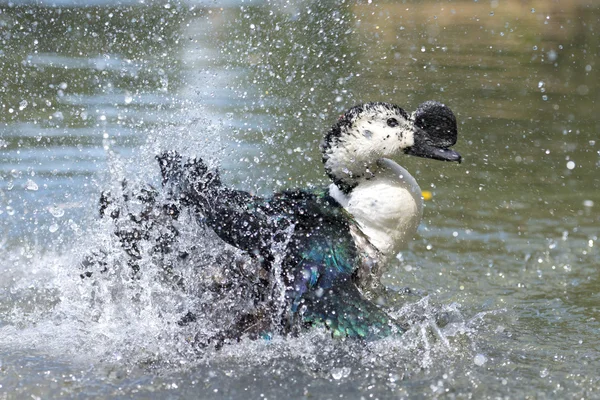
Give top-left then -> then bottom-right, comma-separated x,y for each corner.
405,144 -> 462,163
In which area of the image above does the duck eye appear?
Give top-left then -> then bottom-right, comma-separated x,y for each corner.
387,118 -> 399,127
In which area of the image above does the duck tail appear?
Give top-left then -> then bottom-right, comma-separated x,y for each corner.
299,283 -> 406,340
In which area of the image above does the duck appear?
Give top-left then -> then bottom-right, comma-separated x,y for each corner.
152,100 -> 461,341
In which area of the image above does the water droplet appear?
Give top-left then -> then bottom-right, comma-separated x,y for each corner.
566,161 -> 575,170
331,367 -> 351,380
49,223 -> 59,233
25,179 -> 39,191
583,200 -> 594,207
474,354 -> 487,366
48,206 -> 65,218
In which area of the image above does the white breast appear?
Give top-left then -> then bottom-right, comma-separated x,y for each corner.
329,158 -> 423,260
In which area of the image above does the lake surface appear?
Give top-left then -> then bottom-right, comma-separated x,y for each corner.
1,0 -> 599,398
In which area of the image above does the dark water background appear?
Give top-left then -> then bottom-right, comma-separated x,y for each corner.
1,0 -> 599,398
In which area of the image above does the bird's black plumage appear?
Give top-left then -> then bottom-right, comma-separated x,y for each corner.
156,152 -> 403,339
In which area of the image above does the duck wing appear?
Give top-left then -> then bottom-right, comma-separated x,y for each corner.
157,151 -> 283,266
277,190 -> 405,339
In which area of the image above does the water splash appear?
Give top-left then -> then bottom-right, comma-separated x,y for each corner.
0,221 -> 495,375
0,124 -> 495,374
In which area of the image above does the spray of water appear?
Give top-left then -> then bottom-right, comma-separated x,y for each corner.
0,117 -> 496,375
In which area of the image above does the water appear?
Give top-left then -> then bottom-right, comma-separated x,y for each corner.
1,0 -> 599,398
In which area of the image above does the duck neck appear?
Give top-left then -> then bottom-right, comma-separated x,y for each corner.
329,157 -> 424,265
323,154 -> 377,195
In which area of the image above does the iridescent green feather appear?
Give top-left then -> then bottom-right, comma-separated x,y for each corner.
275,189 -> 404,339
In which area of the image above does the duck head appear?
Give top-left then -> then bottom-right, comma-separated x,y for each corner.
321,101 -> 461,192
